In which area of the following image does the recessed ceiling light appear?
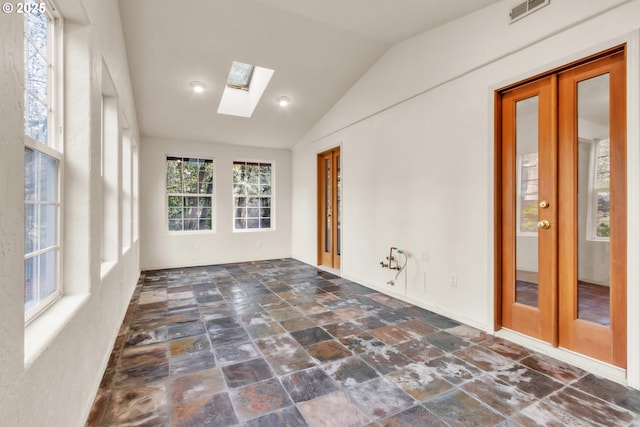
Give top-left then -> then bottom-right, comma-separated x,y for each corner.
276,96 -> 290,107
189,81 -> 206,93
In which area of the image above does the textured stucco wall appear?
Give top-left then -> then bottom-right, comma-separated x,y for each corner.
0,9 -> 25,424
0,0 -> 142,425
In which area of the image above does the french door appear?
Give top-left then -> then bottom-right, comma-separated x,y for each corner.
498,48 -> 626,367
318,147 -> 341,269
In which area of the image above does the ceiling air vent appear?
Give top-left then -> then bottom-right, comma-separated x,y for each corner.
509,0 -> 550,24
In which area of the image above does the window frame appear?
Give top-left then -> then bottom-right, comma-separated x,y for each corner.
165,155 -> 215,234
232,160 -> 274,232
24,0 -> 64,324
586,138 -> 611,242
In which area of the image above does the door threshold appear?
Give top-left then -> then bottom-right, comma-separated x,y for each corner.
495,328 -> 627,386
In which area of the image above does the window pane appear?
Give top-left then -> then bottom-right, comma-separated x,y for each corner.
227,61 -> 254,89
247,208 -> 259,218
25,257 -> 37,311
184,196 -> 198,207
235,197 -> 246,207
247,197 -> 259,207
168,207 -> 182,220
235,207 -> 246,219
233,164 -> 244,184
166,159 -> 182,193
260,185 -> 271,195
25,41 -> 48,105
25,147 -> 37,201
247,218 -> 259,229
40,204 -> 57,249
199,174 -> 213,194
168,196 -> 182,207
39,250 -> 56,301
235,218 -> 246,229
25,204 -> 37,254
247,165 -> 259,184
183,163 -> 198,193
183,207 -> 199,220
260,197 -> 270,208
25,93 -> 48,144
169,219 -> 183,231
260,218 -> 271,229
39,153 -> 57,202
260,208 -> 270,218
247,184 -> 259,195
199,218 -> 211,230
26,10 -> 48,55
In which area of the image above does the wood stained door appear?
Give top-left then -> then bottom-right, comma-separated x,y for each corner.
318,147 -> 341,269
498,48 -> 626,367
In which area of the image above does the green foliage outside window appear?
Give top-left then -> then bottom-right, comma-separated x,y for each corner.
166,157 -> 213,231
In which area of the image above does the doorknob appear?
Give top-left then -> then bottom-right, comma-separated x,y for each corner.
537,220 -> 550,230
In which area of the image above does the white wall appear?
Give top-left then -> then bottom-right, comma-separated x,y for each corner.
0,10 -> 26,424
140,137 -> 292,270
292,0 -> 640,387
0,0 -> 142,425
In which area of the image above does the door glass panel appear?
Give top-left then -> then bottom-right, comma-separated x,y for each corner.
577,74 -> 611,326
337,154 -> 341,256
515,96 -> 539,307
325,158 -> 331,253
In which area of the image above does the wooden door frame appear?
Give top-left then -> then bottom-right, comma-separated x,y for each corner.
498,76 -> 558,345
494,45 -> 627,367
557,50 -> 627,367
317,146 -> 341,270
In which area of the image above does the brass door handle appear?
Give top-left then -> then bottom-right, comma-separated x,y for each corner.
537,220 -> 550,230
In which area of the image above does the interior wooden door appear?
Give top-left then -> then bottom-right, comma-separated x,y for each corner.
500,76 -> 558,344
557,51 -> 626,367
318,147 -> 341,269
498,48 -> 626,367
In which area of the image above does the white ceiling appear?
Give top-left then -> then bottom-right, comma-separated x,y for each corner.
118,0 -> 501,149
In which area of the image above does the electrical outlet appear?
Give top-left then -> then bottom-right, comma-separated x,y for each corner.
449,275 -> 457,288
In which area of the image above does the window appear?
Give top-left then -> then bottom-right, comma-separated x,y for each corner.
233,161 -> 272,231
226,61 -> 255,90
166,157 -> 213,231
218,61 -> 274,118
24,0 -> 62,321
588,139 -> 610,239
517,153 -> 539,234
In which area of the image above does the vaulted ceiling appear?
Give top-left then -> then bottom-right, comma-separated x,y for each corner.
119,0 -> 501,149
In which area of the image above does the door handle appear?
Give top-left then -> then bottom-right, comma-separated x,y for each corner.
537,220 -> 550,230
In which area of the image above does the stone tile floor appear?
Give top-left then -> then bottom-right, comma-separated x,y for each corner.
86,259 -> 640,426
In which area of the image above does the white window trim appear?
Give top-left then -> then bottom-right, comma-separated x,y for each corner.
232,159 -> 275,233
165,155 -> 215,234
586,138 -> 611,242
24,0 -> 64,324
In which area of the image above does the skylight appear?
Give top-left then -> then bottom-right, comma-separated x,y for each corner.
226,61 -> 255,90
217,61 -> 274,118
